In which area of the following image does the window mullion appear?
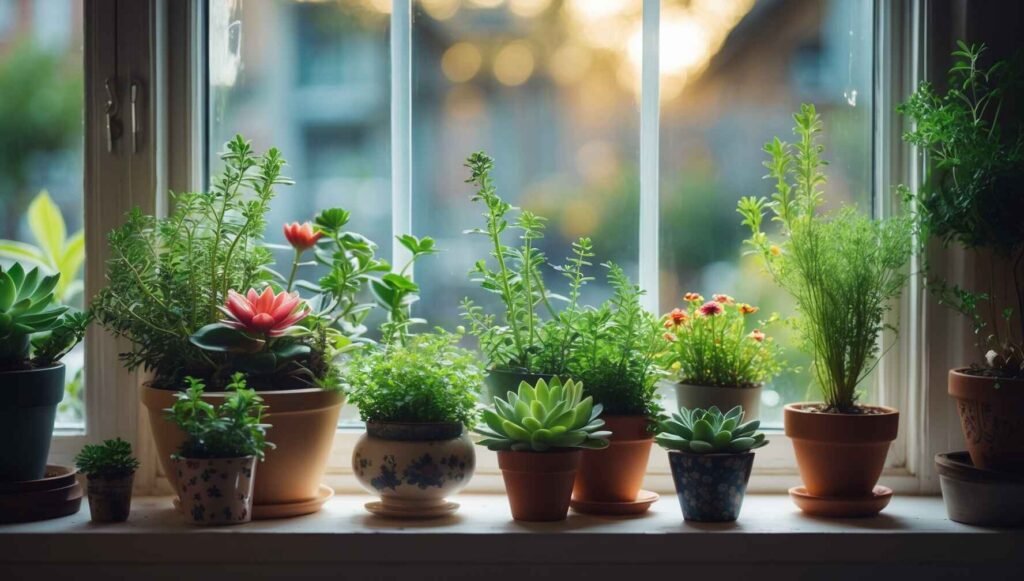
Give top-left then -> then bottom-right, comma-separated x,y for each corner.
391,0 -> 413,271
639,0 -> 660,313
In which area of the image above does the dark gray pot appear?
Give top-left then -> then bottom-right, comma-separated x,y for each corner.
0,364 -> 65,481
484,369 -> 555,403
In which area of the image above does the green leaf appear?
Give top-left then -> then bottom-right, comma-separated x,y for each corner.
0,272 -> 15,311
27,191 -> 66,264
189,324 -> 265,353
0,240 -> 47,267
692,419 -> 714,442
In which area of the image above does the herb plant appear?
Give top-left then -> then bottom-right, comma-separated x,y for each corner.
476,377 -> 610,452
567,263 -> 664,417
898,42 -> 1024,377
167,373 -> 272,460
74,438 -> 140,479
737,104 -> 912,412
656,406 -> 767,454
0,263 -> 85,370
661,293 -> 782,389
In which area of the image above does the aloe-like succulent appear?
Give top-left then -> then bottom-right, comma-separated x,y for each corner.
656,406 -> 767,454
476,377 -> 611,452
0,262 -> 67,366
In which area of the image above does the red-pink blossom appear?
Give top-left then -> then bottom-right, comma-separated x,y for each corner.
221,288 -> 309,337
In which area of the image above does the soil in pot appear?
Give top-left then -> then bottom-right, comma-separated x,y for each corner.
674,382 -> 763,421
668,451 -> 754,522
573,416 -> 653,504
353,422 -> 475,519
784,403 -> 898,512
174,456 -> 256,526
86,473 -> 134,523
948,369 -> 1024,472
0,364 -> 65,482
497,449 -> 581,522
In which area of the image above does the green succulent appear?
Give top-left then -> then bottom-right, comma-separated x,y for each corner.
656,406 -> 768,454
74,438 -> 140,479
0,262 -> 67,366
476,377 -> 611,452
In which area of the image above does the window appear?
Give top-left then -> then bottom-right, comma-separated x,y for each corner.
0,0 -> 85,428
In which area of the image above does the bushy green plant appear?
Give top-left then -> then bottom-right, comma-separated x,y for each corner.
898,42 -> 1024,377
74,438 -> 140,479
567,263 -> 664,417
656,406 -> 767,454
460,152 -> 591,376
738,104 -> 912,412
0,263 -> 84,369
476,377 -> 610,452
661,293 -> 782,389
167,373 -> 272,460
347,331 -> 482,426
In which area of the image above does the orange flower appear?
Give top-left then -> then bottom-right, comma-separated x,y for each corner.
663,332 -> 677,343
738,303 -> 759,315
749,329 -> 766,343
698,301 -> 724,317
283,222 -> 323,251
769,244 -> 782,257
668,308 -> 688,326
683,292 -> 704,303
713,294 -> 735,304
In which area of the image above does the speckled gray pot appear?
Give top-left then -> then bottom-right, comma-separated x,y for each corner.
668,451 -> 755,522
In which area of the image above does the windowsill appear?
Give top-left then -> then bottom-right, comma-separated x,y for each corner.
1,494 -> 1021,575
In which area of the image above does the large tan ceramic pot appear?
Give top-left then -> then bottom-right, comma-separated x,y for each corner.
352,422 -> 475,519
784,402 -> 898,497
572,415 -> 652,503
675,382 -> 762,420
142,385 -> 344,517
949,369 -> 1024,472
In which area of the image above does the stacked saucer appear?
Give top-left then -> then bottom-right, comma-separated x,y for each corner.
936,452 -> 1024,527
0,465 -> 83,524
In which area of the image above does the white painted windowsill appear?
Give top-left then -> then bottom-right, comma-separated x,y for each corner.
1,494 -> 1020,578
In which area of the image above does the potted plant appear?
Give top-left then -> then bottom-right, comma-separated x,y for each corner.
461,152 -> 591,397
0,264 -> 86,481
74,438 -> 139,523
347,236 -> 482,518
656,405 -> 767,522
167,373 -> 271,526
92,136 -> 387,516
898,42 -> 1024,472
476,377 -> 610,521
567,263 -> 664,512
737,104 -> 912,516
662,292 -> 782,420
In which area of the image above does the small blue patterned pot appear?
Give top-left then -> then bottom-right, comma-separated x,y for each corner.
668,451 -> 755,522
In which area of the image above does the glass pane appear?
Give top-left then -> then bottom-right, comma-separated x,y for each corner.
412,0 -> 642,334
208,0 -> 390,423
0,0 -> 85,428
658,0 -> 875,427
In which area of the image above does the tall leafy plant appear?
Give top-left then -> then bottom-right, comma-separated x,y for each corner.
737,104 -> 912,412
0,191 -> 85,303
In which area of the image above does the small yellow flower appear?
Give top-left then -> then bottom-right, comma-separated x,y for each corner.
738,303 -> 759,315
769,245 -> 782,257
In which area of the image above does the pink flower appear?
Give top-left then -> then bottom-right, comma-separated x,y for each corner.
698,301 -> 724,317
221,288 -> 309,337
683,292 -> 704,303
713,294 -> 735,304
749,329 -> 766,343
283,222 -> 323,251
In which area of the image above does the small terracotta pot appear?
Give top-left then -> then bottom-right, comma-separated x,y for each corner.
573,416 -> 652,503
174,456 -> 256,526
784,403 -> 898,498
497,449 -> 581,522
675,382 -> 762,420
85,473 -> 134,523
948,369 -> 1024,472
668,451 -> 754,522
353,422 -> 475,518
142,385 -> 343,516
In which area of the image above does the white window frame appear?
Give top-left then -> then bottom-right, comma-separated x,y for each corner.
70,0 -> 972,495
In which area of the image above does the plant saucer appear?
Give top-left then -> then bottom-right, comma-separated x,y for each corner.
789,485 -> 892,518
570,490 -> 660,516
173,483 -> 335,520
365,500 -> 459,520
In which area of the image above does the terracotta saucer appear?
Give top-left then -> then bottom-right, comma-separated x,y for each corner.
0,465 -> 77,494
0,481 -> 83,524
570,490 -> 660,516
173,484 -> 335,520
789,485 -> 893,517
365,500 -> 459,519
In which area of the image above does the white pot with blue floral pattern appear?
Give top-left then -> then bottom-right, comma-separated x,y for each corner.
174,456 -> 256,526
353,422 -> 475,518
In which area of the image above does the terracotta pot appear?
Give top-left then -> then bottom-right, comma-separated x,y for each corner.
948,369 -> 1024,472
784,403 -> 898,497
497,449 -> 581,522
142,385 -> 343,513
674,382 -> 762,420
484,369 -> 555,403
353,422 -> 475,518
85,473 -> 134,523
668,451 -> 754,522
174,456 -> 256,526
573,415 -> 652,503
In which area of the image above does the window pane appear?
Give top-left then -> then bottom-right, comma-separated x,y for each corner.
0,0 -> 84,428
413,0 -> 642,334
658,0 -> 875,426
208,0 -> 390,423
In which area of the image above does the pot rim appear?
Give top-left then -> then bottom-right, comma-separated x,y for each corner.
173,454 -> 256,463
935,452 -> 1024,484
365,421 -> 464,441
784,402 -> 899,416
675,381 -> 763,391
0,362 -> 65,376
667,450 -> 754,459
141,383 -> 345,414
